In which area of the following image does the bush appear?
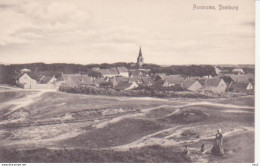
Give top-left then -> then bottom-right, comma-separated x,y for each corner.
59,84 -> 212,98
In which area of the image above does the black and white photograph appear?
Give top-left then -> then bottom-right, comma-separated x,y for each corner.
0,0 -> 256,163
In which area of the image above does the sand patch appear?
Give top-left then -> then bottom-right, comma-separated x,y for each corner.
221,110 -> 253,114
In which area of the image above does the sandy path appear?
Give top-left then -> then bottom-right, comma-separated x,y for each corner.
180,101 -> 254,109
0,89 -> 57,117
221,109 -> 254,114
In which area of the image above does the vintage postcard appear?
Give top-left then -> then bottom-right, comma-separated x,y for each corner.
0,0 -> 255,163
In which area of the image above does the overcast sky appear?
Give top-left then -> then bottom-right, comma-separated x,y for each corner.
0,0 -> 255,65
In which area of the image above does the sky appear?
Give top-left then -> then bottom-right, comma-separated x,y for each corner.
0,0 -> 255,65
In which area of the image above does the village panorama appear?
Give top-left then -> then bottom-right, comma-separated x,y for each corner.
0,47 -> 255,163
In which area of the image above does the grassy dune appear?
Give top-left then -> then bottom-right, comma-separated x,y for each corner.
0,88 -> 255,162
0,145 -> 191,163
61,118 -> 165,149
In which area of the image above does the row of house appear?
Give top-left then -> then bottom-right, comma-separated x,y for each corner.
153,75 -> 225,93
16,71 -> 254,93
63,72 -> 252,93
16,66 -> 254,93
161,75 -> 254,93
61,73 -> 139,90
94,66 -> 150,79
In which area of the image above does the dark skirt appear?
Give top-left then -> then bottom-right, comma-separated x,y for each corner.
211,139 -> 224,156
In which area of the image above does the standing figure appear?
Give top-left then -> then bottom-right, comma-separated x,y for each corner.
200,144 -> 206,154
211,129 -> 224,156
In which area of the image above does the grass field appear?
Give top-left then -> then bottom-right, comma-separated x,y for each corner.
0,85 -> 255,162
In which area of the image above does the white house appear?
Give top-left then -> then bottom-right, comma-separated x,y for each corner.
203,78 -> 227,93
182,80 -> 202,92
162,75 -> 185,87
99,68 -> 119,78
16,73 -> 37,89
116,67 -> 129,77
232,68 -> 245,75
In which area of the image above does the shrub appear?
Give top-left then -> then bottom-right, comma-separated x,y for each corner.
59,84 -> 212,98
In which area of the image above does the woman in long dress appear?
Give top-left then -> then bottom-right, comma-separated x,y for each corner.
211,129 -> 224,156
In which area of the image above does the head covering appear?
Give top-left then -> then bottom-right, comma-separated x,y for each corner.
217,129 -> 222,133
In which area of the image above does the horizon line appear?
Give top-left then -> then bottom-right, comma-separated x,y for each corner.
0,62 -> 255,66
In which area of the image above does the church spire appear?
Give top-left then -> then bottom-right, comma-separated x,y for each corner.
137,46 -> 144,68
138,46 -> 142,58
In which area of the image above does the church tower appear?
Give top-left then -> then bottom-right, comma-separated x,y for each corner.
137,46 -> 144,68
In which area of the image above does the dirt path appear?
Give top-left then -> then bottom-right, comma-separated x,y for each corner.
180,101 -> 254,109
0,89 -> 57,117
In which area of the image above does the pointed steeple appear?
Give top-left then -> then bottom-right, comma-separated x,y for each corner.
137,46 -> 144,68
138,46 -> 142,58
